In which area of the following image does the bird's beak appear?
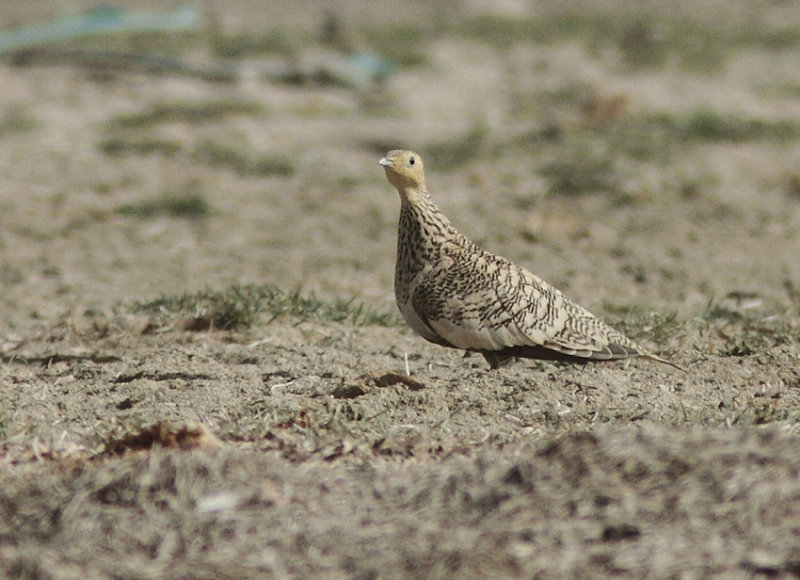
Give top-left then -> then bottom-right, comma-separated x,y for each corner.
378,157 -> 393,167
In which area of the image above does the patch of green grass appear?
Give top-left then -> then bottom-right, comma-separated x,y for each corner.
425,124 -> 488,170
605,305 -> 685,346
656,111 -> 799,143
539,141 -> 619,196
59,26 -> 200,55
115,193 -> 210,219
99,137 -> 182,157
665,25 -> 729,72
0,106 -> 38,136
210,29 -> 299,59
106,100 -> 263,131
697,297 -> 800,358
192,141 -> 295,177
764,84 -> 800,99
0,407 -> 8,441
250,156 -> 296,177
616,21 -> 668,69
451,12 -> 617,49
531,110 -> 800,179
719,332 -> 770,358
601,116 -> 674,162
608,109 -> 797,152
450,11 -> 800,71
361,23 -> 430,67
622,20 -> 800,71
97,135 -> 295,177
699,300 -> 746,325
612,19 -> 729,71
130,284 -> 401,330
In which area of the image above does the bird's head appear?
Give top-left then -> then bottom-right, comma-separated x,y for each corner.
378,150 -> 426,197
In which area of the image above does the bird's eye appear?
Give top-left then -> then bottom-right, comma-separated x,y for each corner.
409,157 -> 415,166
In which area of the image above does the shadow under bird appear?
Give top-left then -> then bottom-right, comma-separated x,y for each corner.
378,149 -> 681,370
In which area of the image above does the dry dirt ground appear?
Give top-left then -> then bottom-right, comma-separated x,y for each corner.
2,1 -> 800,578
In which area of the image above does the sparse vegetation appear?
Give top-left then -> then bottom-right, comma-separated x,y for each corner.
451,12 -> 616,48
616,21 -> 668,69
99,137 -> 182,157
539,141 -> 619,195
452,11 -> 800,71
210,29 -> 300,59
673,111 -> 800,142
697,298 -> 800,358
521,107 -> 799,194
0,106 -> 37,136
130,284 -> 401,330
5,2 -> 800,578
192,140 -> 295,177
425,124 -> 488,170
605,305 -> 686,346
115,193 -> 211,218
601,116 -> 674,162
106,100 -> 263,131
361,23 -> 430,67
599,110 -> 800,150
99,136 -> 295,177
0,407 -> 8,441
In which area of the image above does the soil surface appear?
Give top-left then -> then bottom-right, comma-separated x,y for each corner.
2,1 -> 800,578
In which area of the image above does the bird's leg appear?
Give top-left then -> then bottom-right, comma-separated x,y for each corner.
483,352 -> 499,369
481,351 -> 515,370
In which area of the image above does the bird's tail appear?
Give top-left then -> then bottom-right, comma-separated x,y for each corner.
641,352 -> 686,372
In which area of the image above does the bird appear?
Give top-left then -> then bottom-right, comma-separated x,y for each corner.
378,149 -> 681,371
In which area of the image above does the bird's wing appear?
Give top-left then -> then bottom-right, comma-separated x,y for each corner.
412,245 -> 640,360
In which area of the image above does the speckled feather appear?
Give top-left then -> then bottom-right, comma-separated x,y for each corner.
379,149 -> 680,370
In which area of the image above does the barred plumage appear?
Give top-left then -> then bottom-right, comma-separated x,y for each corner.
379,149 -> 681,370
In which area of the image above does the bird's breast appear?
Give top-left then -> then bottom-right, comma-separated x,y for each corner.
395,268 -> 443,344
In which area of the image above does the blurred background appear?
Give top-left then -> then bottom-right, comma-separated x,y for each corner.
2,0 -> 799,335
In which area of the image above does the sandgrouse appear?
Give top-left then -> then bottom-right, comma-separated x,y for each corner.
378,149 -> 679,370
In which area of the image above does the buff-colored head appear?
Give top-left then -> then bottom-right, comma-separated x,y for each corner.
378,150 -> 426,196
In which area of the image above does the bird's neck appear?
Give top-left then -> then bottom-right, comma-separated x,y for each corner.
396,187 -> 459,275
